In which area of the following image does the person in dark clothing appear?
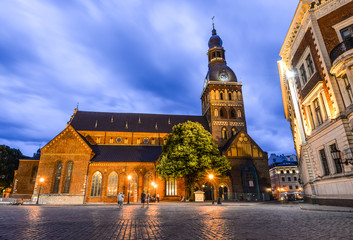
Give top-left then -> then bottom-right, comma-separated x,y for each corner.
141,191 -> 146,208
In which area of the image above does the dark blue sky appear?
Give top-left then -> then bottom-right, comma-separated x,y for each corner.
0,0 -> 298,156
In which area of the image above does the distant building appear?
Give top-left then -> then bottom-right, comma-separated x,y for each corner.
12,27 -> 270,204
278,0 -> 353,206
268,154 -> 302,200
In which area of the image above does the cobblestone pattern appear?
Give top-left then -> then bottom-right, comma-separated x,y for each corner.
0,202 -> 352,240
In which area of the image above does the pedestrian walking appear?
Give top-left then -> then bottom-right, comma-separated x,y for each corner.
141,191 -> 146,208
146,192 -> 150,206
157,193 -> 160,203
118,192 -> 124,208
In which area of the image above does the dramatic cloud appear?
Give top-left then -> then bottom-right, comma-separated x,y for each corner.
0,0 -> 298,156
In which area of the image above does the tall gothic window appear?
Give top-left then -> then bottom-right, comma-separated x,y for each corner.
166,178 -> 177,196
222,127 -> 227,139
144,172 -> 153,193
63,162 -> 73,193
52,162 -> 62,193
307,105 -> 315,129
107,172 -> 118,196
237,110 -> 242,118
231,127 -> 236,137
228,92 -> 232,100
220,92 -> 224,100
230,109 -> 236,119
313,99 -> 323,125
91,171 -> 102,197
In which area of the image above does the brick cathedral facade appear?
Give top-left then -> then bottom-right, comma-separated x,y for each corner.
13,27 -> 271,204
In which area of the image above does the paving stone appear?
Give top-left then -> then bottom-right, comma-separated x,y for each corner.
0,202 -> 352,240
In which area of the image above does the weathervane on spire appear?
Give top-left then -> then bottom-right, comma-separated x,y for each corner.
212,16 -> 215,29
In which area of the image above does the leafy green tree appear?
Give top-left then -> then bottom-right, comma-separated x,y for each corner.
156,121 -> 231,199
0,145 -> 25,191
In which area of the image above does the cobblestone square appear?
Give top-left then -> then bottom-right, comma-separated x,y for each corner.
0,202 -> 352,240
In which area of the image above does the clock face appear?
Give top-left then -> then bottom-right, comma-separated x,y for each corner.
219,72 -> 228,81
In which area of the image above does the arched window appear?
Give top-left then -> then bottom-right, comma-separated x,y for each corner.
220,107 -> 227,119
216,91 -> 220,100
214,109 -> 219,117
230,109 -> 236,119
220,92 -> 224,100
91,171 -> 102,197
107,172 -> 118,196
228,92 -> 232,100
144,172 -> 153,193
237,91 -> 242,100
52,162 -> 62,193
231,127 -> 236,137
237,110 -> 242,118
222,127 -> 227,139
63,162 -> 73,193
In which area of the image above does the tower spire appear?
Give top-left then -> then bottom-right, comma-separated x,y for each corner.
212,16 -> 216,35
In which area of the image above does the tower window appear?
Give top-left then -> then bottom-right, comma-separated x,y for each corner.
220,92 -> 224,100
230,109 -> 236,119
214,109 -> 219,117
231,127 -> 236,137
220,108 -> 227,119
216,51 -> 221,58
237,110 -> 242,118
228,93 -> 232,100
222,127 -> 227,139
220,109 -> 224,117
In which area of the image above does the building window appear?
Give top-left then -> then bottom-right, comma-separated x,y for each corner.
292,170 -> 296,174
214,109 -> 219,117
230,109 -> 236,119
319,149 -> 330,176
231,127 -> 236,137
237,110 -> 242,118
340,24 -> 353,40
281,177 -> 285,181
299,64 -> 307,84
228,92 -> 232,100
97,137 -> 101,144
343,75 -> 353,105
107,172 -> 118,196
30,166 -> 38,183
286,170 -> 290,174
124,138 -> 128,144
91,171 -> 102,197
330,144 -> 343,174
294,177 -> 297,181
166,178 -> 177,196
220,109 -> 224,117
313,99 -> 323,125
237,91 -> 242,100
52,162 -> 62,193
137,138 -> 141,144
151,138 -> 155,144
280,170 -> 284,174
307,105 -> 315,129
63,162 -> 73,193
305,54 -> 315,76
222,127 -> 227,139
289,185 -> 293,190
288,177 -> 291,181
109,137 -> 114,144
220,92 -> 224,100
296,185 -> 298,189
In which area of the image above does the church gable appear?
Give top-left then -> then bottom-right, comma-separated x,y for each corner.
222,131 -> 264,158
42,125 -> 92,155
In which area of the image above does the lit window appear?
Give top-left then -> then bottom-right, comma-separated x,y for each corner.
91,171 -> 102,197
166,178 -> 177,196
52,162 -> 62,193
237,110 -> 242,118
214,109 -> 219,117
63,162 -> 73,193
222,127 -> 227,139
305,54 -> 315,76
97,137 -> 101,144
124,138 -> 128,144
340,24 -> 353,40
231,127 -> 236,137
299,64 -> 307,84
137,138 -> 141,144
313,99 -> 323,125
107,172 -> 118,196
109,137 -> 114,144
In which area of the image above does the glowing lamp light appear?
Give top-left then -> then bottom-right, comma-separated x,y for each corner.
39,177 -> 45,183
154,184 -> 157,189
151,181 -> 155,186
209,174 -> 214,180
128,175 -> 132,180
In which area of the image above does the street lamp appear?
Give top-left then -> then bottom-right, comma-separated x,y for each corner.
36,177 -> 44,205
127,175 -> 132,204
208,174 -> 214,204
154,184 -> 157,200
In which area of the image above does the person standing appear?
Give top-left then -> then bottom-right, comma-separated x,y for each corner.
156,193 -> 160,203
146,192 -> 150,206
118,192 -> 124,208
141,191 -> 146,208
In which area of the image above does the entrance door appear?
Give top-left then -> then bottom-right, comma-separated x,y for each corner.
202,182 -> 214,200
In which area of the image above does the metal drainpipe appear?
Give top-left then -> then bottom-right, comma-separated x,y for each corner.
83,161 -> 91,204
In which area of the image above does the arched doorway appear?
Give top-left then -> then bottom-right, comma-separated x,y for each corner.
218,183 -> 229,200
202,182 -> 214,200
241,163 -> 260,201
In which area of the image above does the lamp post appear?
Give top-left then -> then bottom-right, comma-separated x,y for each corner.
209,174 -> 214,204
36,177 -> 44,205
154,184 -> 157,200
127,175 -> 132,204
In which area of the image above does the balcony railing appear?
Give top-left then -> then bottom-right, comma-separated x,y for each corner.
330,37 -> 353,63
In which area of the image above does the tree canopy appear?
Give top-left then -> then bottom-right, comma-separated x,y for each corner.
156,121 -> 231,197
0,145 -> 25,191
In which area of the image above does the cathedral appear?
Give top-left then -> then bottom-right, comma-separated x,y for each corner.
13,27 -> 271,204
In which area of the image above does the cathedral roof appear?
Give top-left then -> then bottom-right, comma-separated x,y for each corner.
208,28 -> 223,48
70,111 -> 210,133
91,145 -> 162,162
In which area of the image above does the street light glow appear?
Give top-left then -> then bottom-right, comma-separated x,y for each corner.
39,177 -> 44,183
128,175 -> 132,180
209,174 -> 214,180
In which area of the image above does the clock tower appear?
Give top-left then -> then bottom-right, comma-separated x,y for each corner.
201,27 -> 247,147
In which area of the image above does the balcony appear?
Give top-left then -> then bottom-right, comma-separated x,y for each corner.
330,37 -> 353,64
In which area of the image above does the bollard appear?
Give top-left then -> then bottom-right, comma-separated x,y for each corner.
217,197 -> 222,204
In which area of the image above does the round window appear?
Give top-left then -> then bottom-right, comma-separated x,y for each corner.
116,137 -> 122,143
143,138 -> 149,144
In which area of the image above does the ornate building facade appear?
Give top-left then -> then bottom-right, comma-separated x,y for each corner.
278,0 -> 353,206
13,27 -> 270,204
